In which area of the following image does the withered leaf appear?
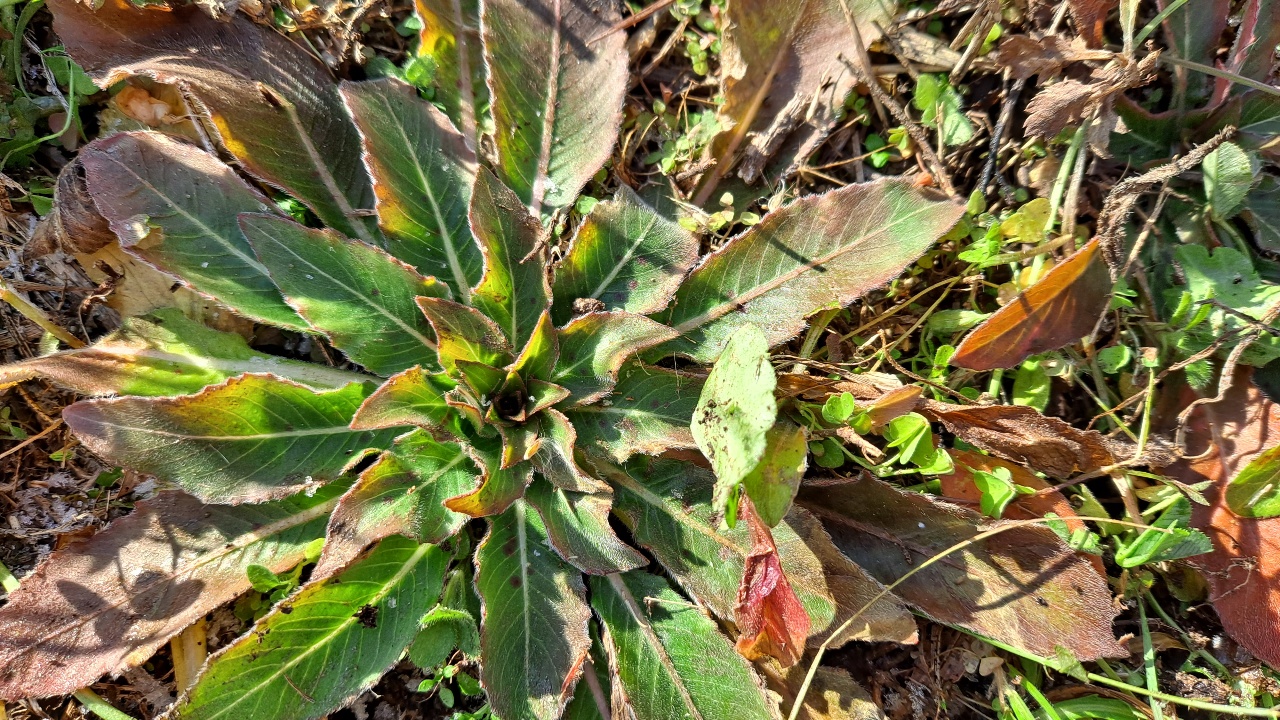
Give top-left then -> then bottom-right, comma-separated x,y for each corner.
995,35 -> 1112,81
735,498 -> 812,668
1068,0 -> 1115,47
951,239 -> 1112,371
1024,54 -> 1158,140
800,476 -> 1126,660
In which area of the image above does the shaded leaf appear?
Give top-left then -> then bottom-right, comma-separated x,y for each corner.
413,0 -> 487,142
0,309 -> 362,397
482,0 -> 627,214
1155,0 -> 1228,101
313,431 -> 475,581
779,666 -> 882,720
608,459 -> 917,646
735,498 -> 811,667
445,441 -> 534,517
951,239 -> 1112,371
63,375 -> 395,504
79,132 -> 306,331
532,408 -> 611,494
511,310 -> 560,383
1216,0 -> 1280,101
476,501 -> 592,720
551,186 -> 699,324
171,537 -> 447,720
1067,0 -> 1114,47
240,214 -> 446,376
50,0 -> 381,243
1170,244 -> 1280,366
341,78 -> 482,294
652,181 -> 964,363
469,168 -> 552,349
0,487 -> 343,699
416,296 -> 514,374
591,571 -> 779,720
567,362 -> 703,462
743,419 -> 809,527
350,366 -> 453,431
409,606 -> 481,669
923,400 -> 1121,479
551,311 -> 678,406
800,476 -> 1125,660
525,479 -> 646,575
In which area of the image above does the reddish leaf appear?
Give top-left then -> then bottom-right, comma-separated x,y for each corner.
734,497 -> 812,667
923,400 -> 1122,479
1068,0 -> 1115,47
1170,375 -> 1280,667
1214,0 -> 1280,104
952,239 -> 1112,371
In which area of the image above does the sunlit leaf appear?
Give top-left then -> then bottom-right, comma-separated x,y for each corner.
63,375 -> 395,504
652,180 -> 963,363
1202,140 -> 1256,221
416,296 -> 514,374
341,78 -> 482,294
551,311 -> 678,406
0,486 -> 344,699
1114,498 -> 1211,567
590,571 -> 778,720
445,441 -> 533,517
525,479 -> 645,575
413,0 -> 487,142
735,498 -> 811,667
350,366 -> 454,431
476,501 -> 592,720
951,239 -> 1112,371
79,132 -> 306,331
172,537 -> 447,720
1227,444 -> 1280,517
567,362 -> 703,462
240,214 -> 446,376
483,0 -> 627,214
532,408 -> 611,494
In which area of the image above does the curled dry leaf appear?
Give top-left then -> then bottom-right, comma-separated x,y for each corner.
800,475 -> 1126,660
996,35 -> 1112,81
922,399 -> 1121,479
735,497 -> 812,667
24,156 -> 115,259
951,238 -> 1112,371
1024,53 -> 1159,141
1067,0 -> 1115,47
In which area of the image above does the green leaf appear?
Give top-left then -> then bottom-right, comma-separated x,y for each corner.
1012,359 -> 1050,412
51,0 -> 382,243
172,537 -> 447,720
0,308 -> 364,397
972,466 -> 1021,519
511,310 -> 560,383
1096,346 -> 1132,374
240,214 -> 447,376
742,420 -> 808,527
245,564 -> 287,593
1227,444 -> 1280,517
476,501 -> 592,720
350,366 -> 454,431
63,375 -> 396,504
409,606 -> 481,670
1202,140 -> 1256,220
1170,244 -> 1280,365
551,186 -> 699,324
80,132 -> 306,331
652,180 -> 964,362
590,571 -> 776,720
1115,497 -> 1213,567
416,296 -> 515,374
470,168 -> 553,350
821,392 -> 856,425
411,0 -> 488,142
525,478 -> 645,575
444,440 -> 533,517
0,486 -> 343,699
692,324 -> 777,520
340,78 -> 483,296
483,0 -> 627,214
913,74 -> 975,147
567,362 -> 703,462
551,311 -> 678,406
608,459 -> 918,646
313,431 -> 476,580
531,408 -> 611,494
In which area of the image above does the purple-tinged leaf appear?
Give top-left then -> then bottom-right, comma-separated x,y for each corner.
525,479 -> 645,575
552,312 -> 678,406
417,296 -> 514,375
567,362 -> 703,462
350,366 -> 454,431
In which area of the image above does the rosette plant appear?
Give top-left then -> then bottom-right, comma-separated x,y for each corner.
0,0 -> 1027,718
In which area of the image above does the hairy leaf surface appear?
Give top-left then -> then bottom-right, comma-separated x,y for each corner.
551,312 -> 678,406
350,366 -> 453,431
525,479 -> 645,575
0,309 -> 362,397
446,442 -> 534,516
80,132 -> 306,331
417,297 -> 514,374
532,408 -> 611,494
482,0 -> 627,214
551,187 -> 699,323
591,571 -> 778,720
342,78 -> 482,295
0,487 -> 343,699
50,0 -> 381,243
476,502 -> 592,720
63,375 -> 395,504
172,537 -> 446,720
413,0 -> 487,142
567,363 -> 703,461
652,181 -> 964,362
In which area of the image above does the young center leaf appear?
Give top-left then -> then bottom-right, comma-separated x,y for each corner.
590,571 -> 779,720
482,0 -> 627,215
80,132 -> 307,331
171,537 -> 448,720
652,180 -> 965,363
341,78 -> 483,295
63,375 -> 397,504
475,501 -> 593,720
0,486 -> 344,699
0,308 -> 364,398
239,214 -> 446,376
551,312 -> 678,405
551,186 -> 700,324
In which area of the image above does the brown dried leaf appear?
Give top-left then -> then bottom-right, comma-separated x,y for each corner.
778,665 -> 883,720
922,400 -> 1121,478
800,475 -> 1126,660
1024,54 -> 1158,140
1068,0 -> 1116,47
24,157 -> 115,259
735,498 -> 812,667
995,35 -> 1111,81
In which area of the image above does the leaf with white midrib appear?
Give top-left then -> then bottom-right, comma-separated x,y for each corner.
567,362 -> 702,461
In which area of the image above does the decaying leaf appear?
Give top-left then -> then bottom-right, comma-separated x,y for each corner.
735,498 -> 812,667
940,449 -> 1085,529
779,666 -> 882,720
1067,0 -> 1115,47
996,35 -> 1111,81
800,476 -> 1126,660
1024,54 -> 1159,141
951,239 -> 1112,371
